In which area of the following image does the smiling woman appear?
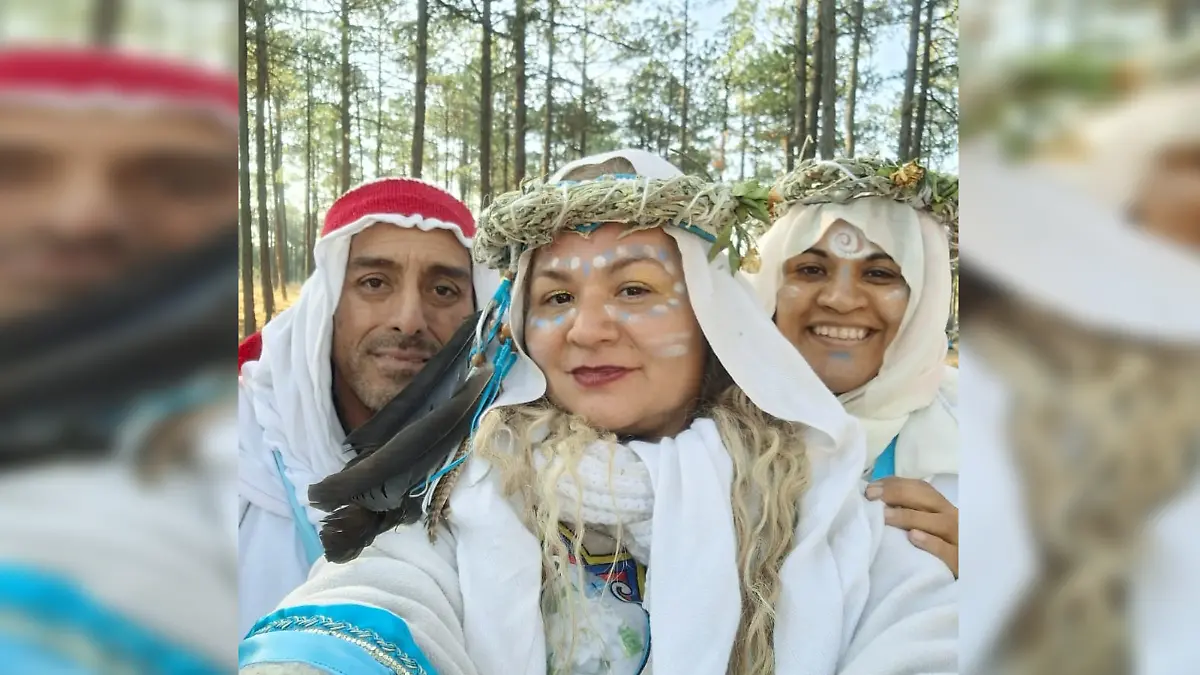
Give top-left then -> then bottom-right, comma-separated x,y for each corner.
772,218 -> 911,395
745,158 -> 960,576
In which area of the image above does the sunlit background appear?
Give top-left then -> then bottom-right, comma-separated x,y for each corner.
0,0 -> 235,69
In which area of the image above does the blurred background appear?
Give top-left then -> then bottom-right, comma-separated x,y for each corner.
959,1 -> 1199,674
0,0 -> 234,67
5,0 -> 1199,672
0,0 -> 237,672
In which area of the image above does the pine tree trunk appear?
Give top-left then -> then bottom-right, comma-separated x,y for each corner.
91,0 -> 121,46
254,0 -> 275,319
514,0 -> 527,183
805,22 -> 821,158
818,0 -> 836,159
541,0 -> 557,177
1165,0 -> 1192,38
844,0 -> 864,157
270,88 -> 288,300
912,0 -> 936,162
792,0 -> 809,165
442,102 -> 451,189
503,88 -> 511,192
339,0 -> 352,193
679,0 -> 691,168
355,86 -> 365,184
459,135 -> 469,202
239,0 -> 256,336
580,5 -> 589,158
480,0 -> 494,204
898,0 -> 922,160
304,8 -> 315,277
412,0 -> 429,177
376,16 -> 384,176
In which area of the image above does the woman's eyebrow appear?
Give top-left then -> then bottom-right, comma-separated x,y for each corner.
533,249 -> 670,281
802,248 -> 894,263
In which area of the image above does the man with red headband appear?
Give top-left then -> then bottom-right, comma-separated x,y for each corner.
0,47 -> 235,320
238,177 -> 493,634
0,48 -> 236,673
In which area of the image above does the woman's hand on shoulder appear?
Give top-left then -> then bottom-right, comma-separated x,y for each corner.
866,478 -> 958,578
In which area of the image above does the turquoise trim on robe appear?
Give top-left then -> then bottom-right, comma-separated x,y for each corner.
0,563 -> 224,674
271,449 -> 324,567
240,631 -> 392,675
243,603 -> 437,675
869,436 -> 899,481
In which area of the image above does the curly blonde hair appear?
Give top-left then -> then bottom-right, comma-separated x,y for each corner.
966,276 -> 1200,675
473,355 -> 812,674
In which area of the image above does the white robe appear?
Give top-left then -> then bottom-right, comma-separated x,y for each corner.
237,213 -> 497,636
0,401 -> 238,671
959,347 -> 1200,674
253,424 -> 957,675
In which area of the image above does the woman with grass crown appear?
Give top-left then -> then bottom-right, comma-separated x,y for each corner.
238,149 -> 957,675
743,158 -> 960,577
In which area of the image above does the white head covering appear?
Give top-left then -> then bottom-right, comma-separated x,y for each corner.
744,197 -> 958,479
238,179 -> 499,527
447,149 -> 868,675
479,149 -> 856,439
964,142 -> 1200,340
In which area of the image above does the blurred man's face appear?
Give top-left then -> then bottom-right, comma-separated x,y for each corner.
0,104 -> 235,320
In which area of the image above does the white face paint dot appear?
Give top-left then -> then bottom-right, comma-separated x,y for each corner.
615,245 -> 629,259
569,257 -> 581,270
673,282 -> 685,294
593,255 -> 608,269
667,297 -> 681,307
547,257 -> 561,269
658,344 -> 689,358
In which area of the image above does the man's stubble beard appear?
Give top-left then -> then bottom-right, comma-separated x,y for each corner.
351,363 -> 415,413
344,331 -> 443,413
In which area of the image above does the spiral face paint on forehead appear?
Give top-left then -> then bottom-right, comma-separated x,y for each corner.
826,222 -> 872,260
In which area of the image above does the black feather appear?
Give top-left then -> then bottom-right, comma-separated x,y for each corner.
309,362 -> 493,512
342,309 -> 481,455
318,503 -> 410,564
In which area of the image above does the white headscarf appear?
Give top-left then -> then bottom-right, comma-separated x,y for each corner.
744,197 -> 958,479
238,199 -> 499,528
447,149 -> 870,675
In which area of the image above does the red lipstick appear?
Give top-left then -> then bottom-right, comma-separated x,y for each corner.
571,366 -> 631,387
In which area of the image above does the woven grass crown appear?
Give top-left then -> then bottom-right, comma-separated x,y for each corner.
773,157 -> 959,232
472,173 -> 774,274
